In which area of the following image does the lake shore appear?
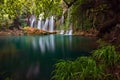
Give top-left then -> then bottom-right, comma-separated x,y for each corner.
0,27 -> 98,38
0,29 -> 23,36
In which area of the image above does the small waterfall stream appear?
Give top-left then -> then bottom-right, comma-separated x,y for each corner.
59,15 -> 73,35
43,18 -> 49,30
49,16 -> 54,32
29,15 -> 36,27
37,14 -> 44,29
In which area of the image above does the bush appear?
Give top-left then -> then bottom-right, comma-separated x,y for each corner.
51,57 -> 104,80
92,45 -> 120,67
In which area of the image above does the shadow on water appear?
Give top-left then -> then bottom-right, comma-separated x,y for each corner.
0,35 -> 96,80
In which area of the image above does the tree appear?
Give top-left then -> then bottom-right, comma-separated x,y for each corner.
0,0 -> 63,29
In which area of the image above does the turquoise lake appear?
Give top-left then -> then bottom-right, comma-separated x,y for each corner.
0,35 -> 96,80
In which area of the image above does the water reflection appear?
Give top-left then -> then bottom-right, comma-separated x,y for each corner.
31,35 -> 72,54
0,35 -> 96,80
31,35 -> 55,54
26,62 -> 40,80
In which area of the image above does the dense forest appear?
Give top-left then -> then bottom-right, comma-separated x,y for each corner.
0,0 -> 120,80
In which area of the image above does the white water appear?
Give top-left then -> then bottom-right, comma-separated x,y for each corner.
37,14 -> 44,29
64,29 -> 72,35
49,16 -> 54,32
68,30 -> 73,35
30,15 -> 36,27
60,30 -> 64,34
37,20 -> 42,29
29,14 -> 73,34
65,30 -> 69,35
43,18 -> 49,30
36,14 -> 54,32
59,15 -> 73,35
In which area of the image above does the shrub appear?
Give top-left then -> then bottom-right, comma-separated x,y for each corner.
51,57 -> 104,80
92,45 -> 120,67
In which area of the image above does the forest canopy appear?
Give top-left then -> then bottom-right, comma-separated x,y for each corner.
0,0 -> 63,19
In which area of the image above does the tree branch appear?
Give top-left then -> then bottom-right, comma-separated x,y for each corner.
63,0 -> 78,8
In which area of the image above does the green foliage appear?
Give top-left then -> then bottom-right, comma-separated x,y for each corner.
0,0 -> 63,29
63,0 -> 95,30
82,18 -> 93,30
92,45 -> 120,67
0,0 -> 63,19
52,41 -> 120,80
73,57 -> 104,80
51,57 -> 104,80
0,14 -> 10,29
5,77 -> 13,80
51,60 -> 74,80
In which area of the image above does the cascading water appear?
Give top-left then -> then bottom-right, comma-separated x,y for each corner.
43,18 -> 49,31
64,30 -> 72,35
29,14 -> 56,32
49,16 -> 54,32
59,15 -> 64,34
60,30 -> 64,34
37,20 -> 41,29
37,14 -> 44,29
61,15 -> 64,24
65,30 -> 69,35
59,8 -> 73,35
65,24 -> 73,35
29,15 -> 36,27
68,30 -> 73,35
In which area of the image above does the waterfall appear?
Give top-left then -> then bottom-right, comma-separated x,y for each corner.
59,15 -> 64,34
65,30 -> 69,35
29,15 -> 36,27
29,14 -> 56,32
64,30 -> 72,35
43,18 -> 49,30
37,14 -> 44,29
60,30 -> 64,34
68,30 -> 73,35
37,14 -> 54,32
49,16 -> 54,32
61,15 -> 64,24
37,20 -> 42,29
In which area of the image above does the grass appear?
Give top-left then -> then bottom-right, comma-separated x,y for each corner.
92,45 -> 120,67
51,42 -> 120,80
51,57 -> 104,80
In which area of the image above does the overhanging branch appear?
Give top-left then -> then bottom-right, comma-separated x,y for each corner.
63,0 -> 78,8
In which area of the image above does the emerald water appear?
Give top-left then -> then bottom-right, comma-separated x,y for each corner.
0,35 -> 96,80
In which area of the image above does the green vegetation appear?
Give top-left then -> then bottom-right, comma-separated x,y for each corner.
51,43 -> 120,80
0,0 -> 120,38
0,0 -> 62,18
0,0 -> 62,29
93,45 -> 120,67
51,57 -> 104,80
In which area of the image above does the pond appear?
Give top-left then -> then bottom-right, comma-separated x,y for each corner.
0,35 -> 96,80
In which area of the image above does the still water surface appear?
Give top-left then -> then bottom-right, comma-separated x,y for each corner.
0,35 -> 96,80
